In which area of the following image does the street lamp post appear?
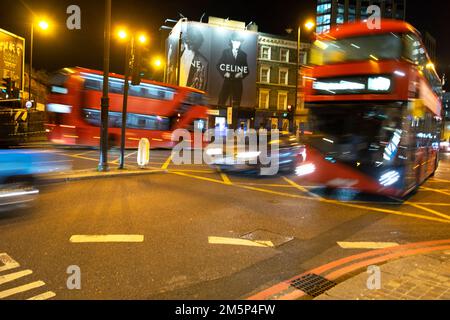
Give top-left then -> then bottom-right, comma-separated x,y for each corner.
29,22 -> 33,105
28,19 -> 49,106
117,30 -> 147,169
99,0 -> 112,172
119,35 -> 134,169
295,20 -> 315,135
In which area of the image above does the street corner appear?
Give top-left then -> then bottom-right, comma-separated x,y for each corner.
247,240 -> 450,301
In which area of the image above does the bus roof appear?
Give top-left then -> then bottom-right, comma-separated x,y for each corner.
318,19 -> 420,41
59,67 -> 206,95
316,20 -> 440,81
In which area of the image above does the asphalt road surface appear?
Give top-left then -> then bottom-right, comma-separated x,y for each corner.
1,149 -> 450,300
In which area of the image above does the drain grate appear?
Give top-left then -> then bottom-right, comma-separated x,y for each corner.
240,230 -> 294,248
290,274 -> 337,297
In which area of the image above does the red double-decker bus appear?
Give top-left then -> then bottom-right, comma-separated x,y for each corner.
45,67 -> 209,149
299,20 -> 443,198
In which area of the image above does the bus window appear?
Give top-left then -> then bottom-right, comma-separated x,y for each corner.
82,109 -> 170,131
129,86 -> 143,97
309,33 -> 402,65
84,79 -> 102,91
109,81 -> 124,94
185,92 -> 206,106
141,85 -> 176,101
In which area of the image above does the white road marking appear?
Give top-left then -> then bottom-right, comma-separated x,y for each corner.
208,236 -> 274,248
0,253 -> 20,273
337,242 -> 400,249
70,235 -> 145,243
0,270 -> 33,285
27,291 -> 56,301
0,281 -> 45,299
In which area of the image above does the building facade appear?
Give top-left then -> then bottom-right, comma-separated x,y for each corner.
165,18 -> 311,132
316,0 -> 406,34
443,92 -> 450,142
255,33 -> 309,131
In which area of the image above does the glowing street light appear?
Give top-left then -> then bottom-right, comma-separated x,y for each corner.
117,29 -> 128,40
29,18 -> 52,104
305,20 -> 315,31
115,28 -> 149,169
138,34 -> 147,44
38,20 -> 49,31
294,18 -> 316,134
153,57 -> 163,69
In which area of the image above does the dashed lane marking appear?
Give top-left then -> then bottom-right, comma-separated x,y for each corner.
0,270 -> 33,286
0,281 -> 45,299
208,237 -> 274,248
70,235 -> 145,243
337,242 -> 399,249
27,291 -> 57,301
0,254 -> 55,300
0,253 -> 20,273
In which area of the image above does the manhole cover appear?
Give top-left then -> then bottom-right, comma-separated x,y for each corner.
290,274 -> 337,297
240,230 -> 294,248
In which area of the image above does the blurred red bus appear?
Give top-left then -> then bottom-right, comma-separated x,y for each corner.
46,67 -> 209,149
300,20 -> 443,198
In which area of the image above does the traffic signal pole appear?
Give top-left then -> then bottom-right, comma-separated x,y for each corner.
119,36 -> 134,169
29,23 -> 33,105
99,0 -> 112,172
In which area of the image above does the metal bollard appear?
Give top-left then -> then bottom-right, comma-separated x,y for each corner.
137,138 -> 150,168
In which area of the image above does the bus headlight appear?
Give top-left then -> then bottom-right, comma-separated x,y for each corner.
205,148 -> 223,156
368,77 -> 391,92
236,151 -> 261,160
379,170 -> 400,187
296,163 -> 316,176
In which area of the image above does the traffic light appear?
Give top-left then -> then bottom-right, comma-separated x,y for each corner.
131,46 -> 142,86
1,78 -> 12,96
286,105 -> 294,120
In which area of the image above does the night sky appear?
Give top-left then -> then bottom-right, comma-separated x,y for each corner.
1,0 -> 449,89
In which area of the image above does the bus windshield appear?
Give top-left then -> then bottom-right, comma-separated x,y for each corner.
303,105 -> 403,164
309,33 -> 402,66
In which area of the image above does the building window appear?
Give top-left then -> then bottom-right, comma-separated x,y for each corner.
259,90 -> 270,109
261,46 -> 271,60
278,91 -> 288,110
279,68 -> 289,85
260,66 -> 270,83
280,48 -> 289,62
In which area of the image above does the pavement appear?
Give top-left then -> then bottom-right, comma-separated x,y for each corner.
1,148 -> 450,300
316,250 -> 450,300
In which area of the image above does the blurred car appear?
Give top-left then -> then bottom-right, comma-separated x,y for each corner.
440,139 -> 450,153
0,149 -> 63,212
207,132 -> 306,175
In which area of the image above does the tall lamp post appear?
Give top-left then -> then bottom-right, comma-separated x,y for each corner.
28,19 -> 50,105
99,0 -> 112,172
294,20 -> 315,134
116,29 -> 148,169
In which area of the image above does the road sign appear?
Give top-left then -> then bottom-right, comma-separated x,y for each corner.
227,107 -> 233,125
14,110 -> 27,122
0,29 -> 25,98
